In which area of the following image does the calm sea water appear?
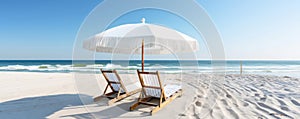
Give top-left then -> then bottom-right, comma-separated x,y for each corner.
0,60 -> 300,78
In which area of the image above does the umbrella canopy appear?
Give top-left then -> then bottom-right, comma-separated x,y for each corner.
83,18 -> 199,70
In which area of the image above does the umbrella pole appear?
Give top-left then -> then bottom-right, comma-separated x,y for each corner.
142,40 -> 144,71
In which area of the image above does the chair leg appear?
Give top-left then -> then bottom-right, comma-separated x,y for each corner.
151,90 -> 183,115
130,102 -> 140,111
130,92 -> 143,111
108,97 -> 120,106
103,84 -> 109,95
150,99 -> 171,115
151,105 -> 162,115
107,93 -> 128,105
179,89 -> 183,97
130,97 -> 152,111
116,88 -> 122,98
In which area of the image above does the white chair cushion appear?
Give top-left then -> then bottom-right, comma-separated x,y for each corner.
141,74 -> 160,87
125,82 -> 141,92
145,88 -> 161,98
144,84 -> 181,98
163,85 -> 181,98
105,73 -> 119,82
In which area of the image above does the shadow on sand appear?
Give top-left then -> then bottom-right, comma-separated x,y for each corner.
61,100 -> 150,119
1,93 -> 157,119
0,94 -> 92,119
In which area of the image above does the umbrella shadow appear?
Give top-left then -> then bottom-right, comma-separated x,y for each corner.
61,98 -> 150,119
0,94 -> 91,119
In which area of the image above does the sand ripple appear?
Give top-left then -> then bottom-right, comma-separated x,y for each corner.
183,74 -> 300,119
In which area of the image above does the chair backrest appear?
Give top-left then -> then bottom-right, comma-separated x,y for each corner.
101,69 -> 126,92
137,70 -> 165,98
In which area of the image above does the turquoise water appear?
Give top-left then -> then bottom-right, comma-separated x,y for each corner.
0,60 -> 300,78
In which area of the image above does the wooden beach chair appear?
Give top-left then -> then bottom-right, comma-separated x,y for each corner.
94,69 -> 141,105
130,70 -> 183,115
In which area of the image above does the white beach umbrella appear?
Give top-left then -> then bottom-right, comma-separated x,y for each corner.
83,18 -> 199,71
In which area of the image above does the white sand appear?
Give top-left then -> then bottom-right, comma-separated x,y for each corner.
0,72 -> 300,119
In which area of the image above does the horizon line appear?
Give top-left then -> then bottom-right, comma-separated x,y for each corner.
1,59 -> 300,61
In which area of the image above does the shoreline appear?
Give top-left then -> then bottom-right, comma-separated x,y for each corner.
1,70 -> 299,78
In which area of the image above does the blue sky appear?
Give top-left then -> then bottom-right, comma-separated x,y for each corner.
0,0 -> 300,60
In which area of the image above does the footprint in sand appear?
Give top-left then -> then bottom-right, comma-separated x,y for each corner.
250,88 -> 257,92
257,116 -> 265,119
226,94 -> 232,98
243,102 -> 249,107
280,106 -> 289,111
220,99 -> 228,106
291,99 -> 300,106
195,101 -> 202,107
260,84 -> 264,86
283,88 -> 293,92
260,97 -> 267,102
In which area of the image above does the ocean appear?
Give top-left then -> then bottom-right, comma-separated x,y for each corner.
0,60 -> 300,78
